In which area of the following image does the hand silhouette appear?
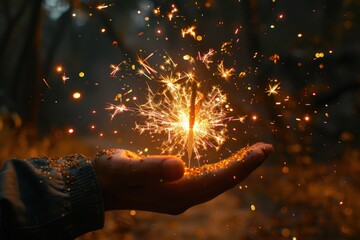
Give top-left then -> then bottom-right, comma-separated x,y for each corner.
94,142 -> 273,214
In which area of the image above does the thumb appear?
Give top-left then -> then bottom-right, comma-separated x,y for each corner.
108,150 -> 185,184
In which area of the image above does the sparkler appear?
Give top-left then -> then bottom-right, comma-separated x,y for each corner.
137,52 -> 157,74
107,51 -> 239,166
187,81 -> 197,164
106,103 -> 130,120
135,74 -> 228,166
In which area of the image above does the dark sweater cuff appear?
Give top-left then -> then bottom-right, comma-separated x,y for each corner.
68,156 -> 104,238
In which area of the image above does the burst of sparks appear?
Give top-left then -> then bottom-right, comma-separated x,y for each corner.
217,60 -> 235,80
266,82 -> 281,96
181,26 -> 197,39
135,79 -> 228,166
198,49 -> 215,68
106,103 -> 130,120
110,62 -> 124,77
107,90 -> 134,119
108,51 -> 235,166
158,73 -> 183,91
164,52 -> 177,68
137,53 -> 158,74
137,69 -> 152,80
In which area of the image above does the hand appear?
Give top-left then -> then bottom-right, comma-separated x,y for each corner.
93,142 -> 273,215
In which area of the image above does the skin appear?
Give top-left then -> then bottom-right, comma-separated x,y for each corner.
93,142 -> 274,215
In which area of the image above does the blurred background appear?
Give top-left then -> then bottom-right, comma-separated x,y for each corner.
1,0 -> 360,239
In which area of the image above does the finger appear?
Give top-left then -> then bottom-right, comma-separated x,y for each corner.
174,143 -> 273,204
109,151 -> 185,184
212,142 -> 273,186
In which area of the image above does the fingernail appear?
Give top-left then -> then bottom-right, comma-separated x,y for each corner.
162,158 -> 185,181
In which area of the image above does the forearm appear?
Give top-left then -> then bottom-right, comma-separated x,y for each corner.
0,154 -> 104,239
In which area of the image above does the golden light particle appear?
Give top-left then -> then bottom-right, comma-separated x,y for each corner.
315,52 -> 325,58
144,148 -> 149,152
79,72 -> 85,77
56,66 -> 63,72
72,92 -> 81,99
101,28 -> 106,33
304,116 -> 310,122
183,55 -> 191,60
250,204 -> 256,211
281,228 -> 291,237
282,166 -> 289,174
68,128 -> 74,134
297,33 -> 303,38
196,35 -> 203,41
269,54 -> 280,64
238,71 -> 246,78
130,210 -> 136,216
153,8 -> 160,15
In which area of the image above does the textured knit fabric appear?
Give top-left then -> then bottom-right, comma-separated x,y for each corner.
0,154 -> 104,240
